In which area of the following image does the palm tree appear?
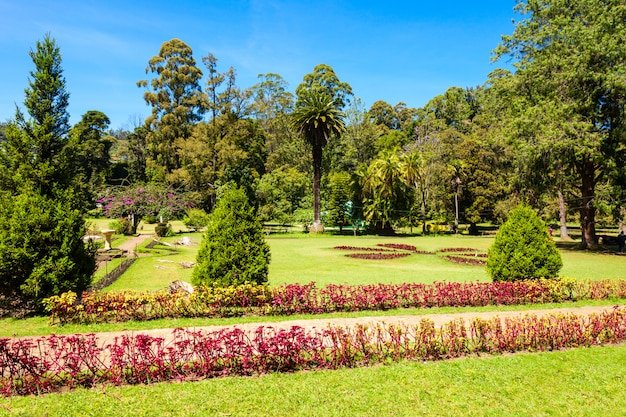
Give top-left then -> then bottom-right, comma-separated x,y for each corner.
361,150 -> 406,234
292,90 -> 345,232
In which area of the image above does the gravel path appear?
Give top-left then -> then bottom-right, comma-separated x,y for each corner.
28,304 -> 622,347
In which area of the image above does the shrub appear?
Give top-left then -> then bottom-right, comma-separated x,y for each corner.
154,222 -> 172,237
487,204 -> 562,281
142,214 -> 158,224
0,191 -> 95,309
109,218 -> 133,235
182,208 -> 210,231
193,187 -> 270,286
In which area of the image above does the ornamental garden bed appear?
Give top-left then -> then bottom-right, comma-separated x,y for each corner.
346,252 -> 412,260
2,308 -> 625,396
43,279 -> 626,325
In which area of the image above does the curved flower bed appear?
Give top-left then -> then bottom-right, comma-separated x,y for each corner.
345,252 -> 411,260
438,247 -> 482,253
377,243 -> 418,251
333,246 -> 392,252
2,308 -> 625,396
43,279 -> 626,324
444,255 -> 487,266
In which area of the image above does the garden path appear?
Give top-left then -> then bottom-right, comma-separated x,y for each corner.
23,304 -> 622,346
95,234 -> 152,271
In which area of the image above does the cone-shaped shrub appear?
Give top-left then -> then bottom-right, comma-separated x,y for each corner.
193,187 -> 270,286
487,204 -> 562,281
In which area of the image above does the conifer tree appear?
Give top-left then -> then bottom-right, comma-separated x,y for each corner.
193,187 -> 270,286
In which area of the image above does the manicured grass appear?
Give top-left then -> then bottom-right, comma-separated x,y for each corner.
92,257 -> 124,283
1,298 -> 623,338
2,344 -> 624,416
269,234 -> 492,286
104,233 -> 202,292
102,233 -> 626,292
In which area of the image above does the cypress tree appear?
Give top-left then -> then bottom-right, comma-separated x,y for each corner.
193,187 -> 270,286
487,205 -> 562,281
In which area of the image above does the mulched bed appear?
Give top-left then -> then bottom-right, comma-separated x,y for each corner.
346,252 -> 412,260
444,255 -> 487,266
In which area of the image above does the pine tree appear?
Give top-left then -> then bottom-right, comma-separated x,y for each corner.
0,35 -> 95,309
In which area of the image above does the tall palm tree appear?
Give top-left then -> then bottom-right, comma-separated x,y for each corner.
292,90 -> 345,232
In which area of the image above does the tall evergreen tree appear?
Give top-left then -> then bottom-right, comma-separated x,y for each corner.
138,38 -> 206,180
0,35 -> 95,309
1,34 -> 70,196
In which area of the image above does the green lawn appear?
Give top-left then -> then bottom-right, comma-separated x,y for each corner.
2,344 -> 624,416
102,233 -> 626,292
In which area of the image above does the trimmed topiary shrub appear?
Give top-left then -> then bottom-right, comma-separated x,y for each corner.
487,204 -> 562,281
193,187 -> 270,286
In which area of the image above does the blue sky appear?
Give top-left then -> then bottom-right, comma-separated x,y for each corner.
0,0 -> 518,129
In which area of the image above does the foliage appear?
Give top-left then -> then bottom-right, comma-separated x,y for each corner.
360,150 -> 411,233
0,35 -> 71,197
182,208 -> 211,231
295,63 -> 353,109
43,279 -> 626,324
0,35 -> 94,311
494,0 -> 626,248
64,110 -> 113,205
154,222 -> 173,237
3,308 -> 626,396
327,172 -> 352,231
0,191 -> 95,307
193,187 -> 270,286
487,205 -> 562,281
256,168 -> 309,223
98,184 -> 192,234
138,38 -> 206,177
292,88 -> 346,229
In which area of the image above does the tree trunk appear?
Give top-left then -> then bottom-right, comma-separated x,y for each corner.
557,189 -> 572,240
311,144 -> 324,233
579,160 -> 597,249
421,189 -> 427,235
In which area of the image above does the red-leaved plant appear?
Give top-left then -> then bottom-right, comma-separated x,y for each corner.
1,308 -> 625,396
43,280 -> 626,324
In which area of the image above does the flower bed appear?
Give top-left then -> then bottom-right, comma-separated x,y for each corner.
2,308 -> 625,396
333,246 -> 392,252
43,280 -> 626,324
438,247 -> 482,253
345,252 -> 412,260
444,255 -> 487,266
376,243 -> 418,251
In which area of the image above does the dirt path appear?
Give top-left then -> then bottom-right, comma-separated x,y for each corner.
96,234 -> 152,270
29,304 -> 622,347
116,234 -> 152,256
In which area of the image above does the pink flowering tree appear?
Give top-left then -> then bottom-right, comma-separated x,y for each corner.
97,184 -> 193,234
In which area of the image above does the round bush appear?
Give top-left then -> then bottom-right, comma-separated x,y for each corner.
487,204 -> 562,281
192,187 -> 270,286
